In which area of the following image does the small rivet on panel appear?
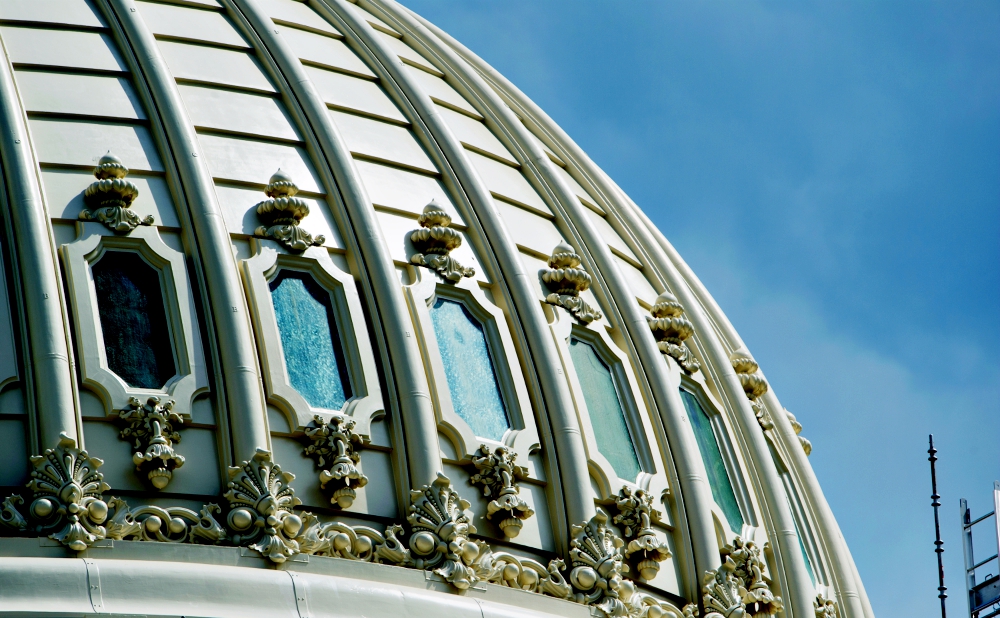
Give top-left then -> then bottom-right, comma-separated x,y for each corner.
192,152 -> 198,157
13,139 -> 19,144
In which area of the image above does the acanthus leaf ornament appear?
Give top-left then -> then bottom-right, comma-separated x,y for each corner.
303,414 -> 369,509
814,592 -> 838,618
568,509 -> 629,616
613,486 -> 671,582
408,200 -> 475,281
785,409 -> 813,456
542,241 -> 603,323
254,169 -> 325,252
469,444 -> 534,539
117,396 -> 185,490
722,536 -> 783,617
647,291 -> 700,373
224,448 -> 303,563
730,350 -> 771,430
80,152 -> 154,233
687,556 -> 749,618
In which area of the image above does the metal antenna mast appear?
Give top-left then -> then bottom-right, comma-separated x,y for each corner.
930,434 -> 948,618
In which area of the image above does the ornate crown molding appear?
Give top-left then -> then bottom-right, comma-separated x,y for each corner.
785,409 -> 813,456
409,201 -> 475,281
542,241 -> 603,323
303,415 -> 369,509
254,169 -> 325,251
647,291 -> 700,373
117,396 -> 185,490
469,444 -> 534,539
79,152 -> 154,233
613,486 -> 671,582
730,350 -> 771,429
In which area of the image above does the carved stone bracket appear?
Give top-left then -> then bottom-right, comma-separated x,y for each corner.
408,201 -> 475,281
814,592 -> 839,618
613,486 -> 671,582
303,415 -> 369,509
224,448 -> 304,563
254,169 -> 325,251
117,396 -> 185,490
647,291 -> 700,373
79,152 -> 154,234
785,409 -> 813,456
469,444 -> 534,539
730,350 -> 771,429
542,241 -> 603,323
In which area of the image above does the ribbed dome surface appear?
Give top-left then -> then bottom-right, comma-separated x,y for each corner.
0,1 -> 870,617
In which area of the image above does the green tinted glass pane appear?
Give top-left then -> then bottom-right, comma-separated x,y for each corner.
680,390 -> 744,531
569,338 -> 641,480
430,298 -> 509,441
270,271 -> 351,409
92,252 -> 176,389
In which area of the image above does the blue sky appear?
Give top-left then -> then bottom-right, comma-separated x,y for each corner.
402,1 -> 1000,615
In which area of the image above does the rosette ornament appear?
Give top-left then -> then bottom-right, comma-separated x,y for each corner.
613,486 -> 671,581
254,169 -> 325,251
730,350 -> 771,429
224,449 -> 304,563
469,444 -> 534,538
80,151 -> 153,233
117,396 -> 185,490
408,200 -> 475,281
303,415 -> 369,509
647,291 -> 700,373
541,241 -> 603,323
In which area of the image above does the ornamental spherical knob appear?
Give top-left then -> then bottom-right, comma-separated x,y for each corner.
31,498 -> 54,518
283,514 -> 302,537
144,515 -> 163,533
332,532 -> 351,552
570,566 -> 598,590
168,517 -> 187,534
88,500 -> 108,523
229,508 -> 254,531
265,515 -> 279,528
354,535 -> 373,554
461,540 -> 480,563
410,531 -> 436,555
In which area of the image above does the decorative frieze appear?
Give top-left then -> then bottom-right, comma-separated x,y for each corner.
303,415 -> 369,509
730,350 -> 771,429
254,170 -> 325,251
613,486 -> 671,581
469,444 -> 534,539
117,396 -> 185,490
542,241 -> 603,323
647,291 -> 700,373
80,152 -> 154,233
409,201 -> 475,281
785,409 -> 813,456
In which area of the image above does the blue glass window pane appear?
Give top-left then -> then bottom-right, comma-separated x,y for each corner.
270,271 -> 351,410
92,252 -> 176,389
429,298 -> 509,441
680,390 -> 744,531
569,338 -> 641,480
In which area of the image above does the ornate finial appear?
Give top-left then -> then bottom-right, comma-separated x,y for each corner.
303,415 -> 369,509
613,486 -> 671,581
469,445 -> 534,538
648,291 -> 700,373
80,151 -> 153,233
785,409 -> 813,456
721,536 -> 783,616
117,396 -> 185,490
568,509 -> 629,615
225,448 -> 303,563
730,349 -> 770,429
254,169 -> 325,251
814,592 -> 839,618
541,240 -> 602,323
408,200 -> 475,281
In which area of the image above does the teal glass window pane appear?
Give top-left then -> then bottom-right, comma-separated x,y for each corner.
429,298 -> 509,441
270,271 -> 351,410
92,252 -> 176,389
569,338 -> 641,480
797,520 -> 817,585
680,389 -> 744,531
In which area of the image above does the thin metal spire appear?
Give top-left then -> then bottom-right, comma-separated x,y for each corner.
930,434 -> 947,618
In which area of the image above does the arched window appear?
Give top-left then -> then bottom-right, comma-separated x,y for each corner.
270,270 -> 351,410
680,389 -> 744,531
569,338 -> 641,480
92,252 -> 176,389
429,297 -> 509,441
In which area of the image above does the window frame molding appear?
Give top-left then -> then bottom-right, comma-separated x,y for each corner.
62,223 -> 209,419
242,241 -> 383,437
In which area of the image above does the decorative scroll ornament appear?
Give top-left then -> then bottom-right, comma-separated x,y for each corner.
613,486 -> 671,581
722,537 -> 783,617
814,593 -> 839,618
730,350 -> 771,429
254,169 -> 325,251
568,509 -> 629,615
117,396 -> 184,490
80,152 -> 153,233
409,200 -> 475,281
542,240 -> 603,323
303,415 -> 369,509
785,409 -> 813,456
224,448 -> 304,563
104,497 -> 225,544
470,444 -> 534,539
647,291 -> 700,373
406,473 -> 492,590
